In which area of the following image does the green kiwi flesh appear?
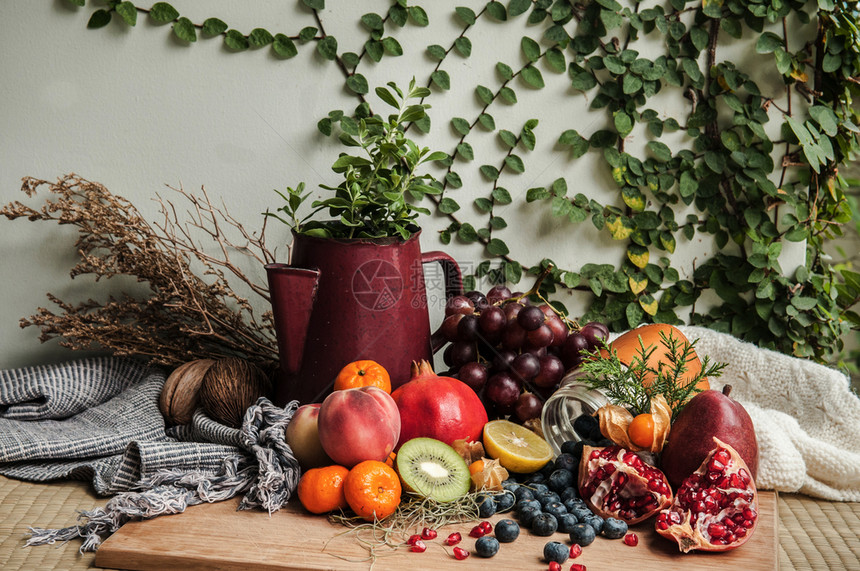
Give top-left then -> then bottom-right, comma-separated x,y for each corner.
395,437 -> 471,502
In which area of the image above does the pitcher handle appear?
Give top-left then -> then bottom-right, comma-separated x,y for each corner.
421,250 -> 464,353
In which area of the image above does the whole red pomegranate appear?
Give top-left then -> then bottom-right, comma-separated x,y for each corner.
656,437 -> 758,552
578,445 -> 673,524
391,360 -> 488,448
661,384 -> 758,489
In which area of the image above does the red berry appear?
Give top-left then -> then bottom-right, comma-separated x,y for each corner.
411,539 -> 427,553
453,546 -> 470,560
570,565 -> 587,571
623,533 -> 639,546
469,525 -> 485,538
406,534 -> 421,546
421,527 -> 437,540
570,544 -> 582,558
479,520 -> 493,534
445,532 -> 462,546
548,562 -> 562,571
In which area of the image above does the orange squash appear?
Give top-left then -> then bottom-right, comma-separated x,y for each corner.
608,324 -> 708,391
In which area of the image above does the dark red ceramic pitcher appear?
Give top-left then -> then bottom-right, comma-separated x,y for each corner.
266,230 -> 462,405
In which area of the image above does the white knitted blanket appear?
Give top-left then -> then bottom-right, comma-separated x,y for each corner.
677,326 -> 860,501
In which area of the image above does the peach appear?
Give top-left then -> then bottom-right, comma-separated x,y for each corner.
317,386 -> 401,468
286,404 -> 333,470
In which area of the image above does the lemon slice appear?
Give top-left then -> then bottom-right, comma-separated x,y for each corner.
483,420 -> 553,474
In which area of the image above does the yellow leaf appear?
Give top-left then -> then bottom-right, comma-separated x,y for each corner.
627,245 -> 649,268
611,166 -> 627,186
790,69 -> 808,83
629,275 -> 648,295
639,293 -> 658,315
660,233 -> 676,254
622,187 -> 646,211
717,75 -> 732,92
607,216 -> 633,240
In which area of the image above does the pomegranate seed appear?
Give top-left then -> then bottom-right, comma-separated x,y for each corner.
421,527 -> 437,540
479,520 -> 493,534
411,539 -> 427,553
707,523 -> 726,538
623,533 -> 639,546
570,565 -> 587,571
453,546 -> 469,560
406,534 -> 422,546
445,532 -> 462,546
469,525 -> 485,538
570,543 -> 582,558
548,562 -> 562,571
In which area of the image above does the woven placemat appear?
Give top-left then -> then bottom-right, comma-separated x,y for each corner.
2,475 -> 859,570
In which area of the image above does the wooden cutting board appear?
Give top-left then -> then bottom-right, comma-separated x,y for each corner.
95,491 -> 778,570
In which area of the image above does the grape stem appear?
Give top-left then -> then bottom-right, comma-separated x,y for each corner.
505,264 -> 582,331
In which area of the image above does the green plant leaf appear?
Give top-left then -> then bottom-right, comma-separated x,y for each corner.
431,70 -> 451,90
487,1 -> 508,21
66,0 -> 85,6
521,36 -> 541,62
361,12 -> 384,31
614,111 -> 633,137
382,37 -> 403,56
499,86 -> 517,104
571,71 -> 597,91
505,155 -> 525,173
202,18 -> 228,36
346,74 -> 369,95
755,31 -> 782,54
225,29 -> 249,50
302,0 -> 324,9
451,117 -> 471,136
249,28 -> 274,47
546,47 -> 566,72
173,17 -> 197,42
475,198 -> 493,213
647,141 -> 671,162
426,44 -> 447,60
116,2 -> 137,26
273,34 -> 298,58
487,238 -> 510,256
439,197 -> 461,213
87,9 -> 112,29
499,130 -> 518,148
150,2 -> 179,22
809,105 -> 838,137
497,62 -> 514,80
493,187 -> 513,204
455,36 -> 472,57
478,113 -> 496,130
509,0 -> 532,17
317,36 -> 337,60
456,142 -> 474,160
408,6 -> 430,26
480,165 -> 500,180
521,65 -> 545,88
455,6 -> 477,25
298,27 -> 318,42
476,85 -> 494,105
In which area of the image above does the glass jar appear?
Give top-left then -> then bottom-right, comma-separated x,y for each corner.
540,368 -> 610,456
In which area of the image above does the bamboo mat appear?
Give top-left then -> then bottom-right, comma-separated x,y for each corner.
1,475 -> 858,570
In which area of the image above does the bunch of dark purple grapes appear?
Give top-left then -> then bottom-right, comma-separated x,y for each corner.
439,285 -> 609,423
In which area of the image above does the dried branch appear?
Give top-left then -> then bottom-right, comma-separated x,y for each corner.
1,174 -> 278,369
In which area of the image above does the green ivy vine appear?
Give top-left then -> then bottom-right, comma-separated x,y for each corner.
66,0 -> 860,364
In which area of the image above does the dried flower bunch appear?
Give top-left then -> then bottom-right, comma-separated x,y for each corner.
1,174 -> 277,368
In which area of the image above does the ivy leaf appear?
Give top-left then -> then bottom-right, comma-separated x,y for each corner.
521,65 -> 545,88
476,85 -> 494,105
639,293 -> 658,316
521,36 -> 541,62
500,86 -> 518,104
150,2 -> 179,23
224,30 -> 249,50
346,74 -> 369,95
116,2 -> 137,26
302,0 -> 325,9
614,111 -> 633,137
478,113 -> 496,130
273,34 -> 298,58
559,129 -> 589,158
487,238 -> 510,256
382,37 -> 403,56
408,6 -> 430,26
361,12 -> 384,31
629,274 -> 648,294
623,74 -> 643,94
810,105 -> 839,137
505,155 -> 526,173
755,32 -> 783,54
299,27 -> 318,42
426,44 -> 447,60
456,142 -> 474,160
487,1 -> 508,21
647,141 -> 672,162
571,71 -> 597,91
249,28 -> 274,48
455,36 -> 472,57
431,70 -> 451,90
451,117 -> 471,136
493,187 -> 513,204
475,198 -> 493,212
389,4 -> 407,26
660,232 -> 677,253
480,165 -> 500,180
527,187 -> 551,202
627,244 -> 650,268
66,0 -> 85,6
202,18 -> 228,36
317,36 -> 338,60
87,9 -> 112,29
497,62 -> 514,81
509,0 -> 532,17
173,17 -> 197,42
455,6 -> 477,25
626,302 -> 645,327
439,197 -> 461,213
499,130 -> 518,148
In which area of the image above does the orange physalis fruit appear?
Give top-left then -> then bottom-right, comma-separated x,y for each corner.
628,413 -> 656,448
343,460 -> 402,522
333,360 -> 391,393
297,465 -> 349,514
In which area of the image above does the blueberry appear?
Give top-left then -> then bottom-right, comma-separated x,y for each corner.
573,414 -> 599,440
502,479 -> 520,493
516,505 -> 542,526
494,519 -> 520,543
602,517 -> 628,539
560,487 -> 579,503
568,504 -> 593,521
478,494 -> 497,518
571,440 -> 586,459
514,487 -> 536,502
475,536 -> 500,558
582,514 -> 604,534
494,490 -> 516,512
543,541 -> 570,564
555,453 -> 578,473
560,440 -> 579,456
524,472 -> 546,485
537,491 -> 561,508
548,469 -> 574,493
556,513 -> 579,534
530,513 -> 558,536
587,424 -> 605,442
515,499 -> 541,514
569,523 -> 596,546
530,483 -> 549,495
544,501 -> 568,520
595,437 -> 614,447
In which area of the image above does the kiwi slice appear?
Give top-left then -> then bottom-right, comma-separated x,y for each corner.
396,437 -> 471,503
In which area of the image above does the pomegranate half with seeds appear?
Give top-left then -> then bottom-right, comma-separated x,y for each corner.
656,437 -> 758,552
578,445 -> 673,524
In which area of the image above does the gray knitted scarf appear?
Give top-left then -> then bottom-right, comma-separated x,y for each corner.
0,357 -> 301,552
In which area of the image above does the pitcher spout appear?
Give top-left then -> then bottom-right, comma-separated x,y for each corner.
264,263 -> 320,376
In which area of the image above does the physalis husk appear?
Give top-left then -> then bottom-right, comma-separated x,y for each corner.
596,394 -> 672,453
470,457 -> 509,491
